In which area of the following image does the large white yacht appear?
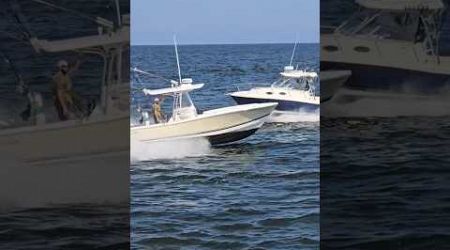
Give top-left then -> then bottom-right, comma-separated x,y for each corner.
321,0 -> 450,93
228,66 -> 320,112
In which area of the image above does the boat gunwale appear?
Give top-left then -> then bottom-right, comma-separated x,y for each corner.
137,113 -> 269,142
130,103 -> 277,131
0,114 -> 129,137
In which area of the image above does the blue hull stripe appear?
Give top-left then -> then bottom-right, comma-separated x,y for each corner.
321,62 -> 450,94
231,96 -> 318,112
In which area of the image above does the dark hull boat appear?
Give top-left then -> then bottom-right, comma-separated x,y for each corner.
321,0 -> 450,94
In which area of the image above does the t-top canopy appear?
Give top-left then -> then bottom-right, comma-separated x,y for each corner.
280,70 -> 318,79
30,26 -> 129,53
356,0 -> 444,10
143,83 -> 204,96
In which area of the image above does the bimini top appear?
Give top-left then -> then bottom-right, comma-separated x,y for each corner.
356,0 -> 445,10
143,83 -> 204,96
280,70 -> 318,79
30,26 -> 129,53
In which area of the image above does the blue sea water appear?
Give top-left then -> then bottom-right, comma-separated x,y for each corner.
321,1 -> 450,248
131,44 -> 320,249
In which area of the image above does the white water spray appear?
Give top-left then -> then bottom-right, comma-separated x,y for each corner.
323,88 -> 450,118
268,108 -> 320,123
130,136 -> 211,162
0,151 -> 129,211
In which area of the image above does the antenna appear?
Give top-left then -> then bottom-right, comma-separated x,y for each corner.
289,40 -> 298,66
173,35 -> 182,84
115,0 -> 121,27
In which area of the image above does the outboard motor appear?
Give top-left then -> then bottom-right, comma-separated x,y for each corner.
143,111 -> 150,126
32,92 -> 46,125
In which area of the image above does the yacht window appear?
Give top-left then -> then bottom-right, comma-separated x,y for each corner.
340,9 -> 420,41
323,45 -> 339,52
279,92 -> 286,95
266,92 -> 273,95
354,46 -> 370,52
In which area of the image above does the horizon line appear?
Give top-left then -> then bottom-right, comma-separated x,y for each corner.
131,41 -> 319,46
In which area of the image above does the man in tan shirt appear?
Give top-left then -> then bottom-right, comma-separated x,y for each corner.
52,59 -> 80,120
152,97 -> 165,124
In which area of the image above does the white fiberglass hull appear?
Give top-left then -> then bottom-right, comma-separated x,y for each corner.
0,114 -> 129,163
229,87 -> 319,112
321,33 -> 450,92
0,114 -> 130,207
131,103 -> 277,145
320,70 -> 351,102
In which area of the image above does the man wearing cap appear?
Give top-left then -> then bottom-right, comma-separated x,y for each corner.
52,59 -> 80,120
152,96 -> 165,124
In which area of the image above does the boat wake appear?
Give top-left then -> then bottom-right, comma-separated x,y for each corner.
0,153 -> 129,211
268,108 -> 320,123
130,136 -> 211,162
323,88 -> 450,117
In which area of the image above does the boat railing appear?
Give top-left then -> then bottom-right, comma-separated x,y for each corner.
328,29 -> 430,64
320,25 -> 338,34
232,82 -> 271,92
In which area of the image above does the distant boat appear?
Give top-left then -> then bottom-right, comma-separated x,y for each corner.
321,0 -> 450,93
228,65 -> 319,112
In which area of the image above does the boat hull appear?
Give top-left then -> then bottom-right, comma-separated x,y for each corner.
230,96 -> 319,112
131,103 -> 277,145
321,61 -> 450,94
0,114 -> 129,162
320,70 -> 351,103
320,32 -> 450,93
208,128 -> 258,145
0,114 -> 130,206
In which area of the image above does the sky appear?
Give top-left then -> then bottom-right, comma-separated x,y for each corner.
131,0 -> 319,45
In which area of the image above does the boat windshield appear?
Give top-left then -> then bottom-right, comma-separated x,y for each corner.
169,92 -> 198,121
180,92 -> 194,108
272,76 -> 317,91
339,9 -> 422,41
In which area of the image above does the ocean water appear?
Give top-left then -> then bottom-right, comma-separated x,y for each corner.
131,44 -> 320,249
321,116 -> 450,249
0,1 -> 130,249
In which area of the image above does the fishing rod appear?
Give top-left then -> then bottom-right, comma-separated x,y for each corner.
29,0 -> 116,29
0,0 -> 34,45
0,49 -> 27,94
289,40 -> 298,66
0,49 -> 39,121
9,0 -> 34,40
31,0 -> 109,26
131,67 -> 173,83
173,35 -> 182,84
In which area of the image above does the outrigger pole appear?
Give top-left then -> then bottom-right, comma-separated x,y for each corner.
289,38 -> 298,67
173,35 -> 182,85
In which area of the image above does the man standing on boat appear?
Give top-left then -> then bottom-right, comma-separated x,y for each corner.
52,58 -> 80,120
152,97 -> 166,123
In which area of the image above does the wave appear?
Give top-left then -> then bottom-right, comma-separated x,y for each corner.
0,153 -> 129,211
323,88 -> 450,118
268,108 -> 320,123
130,136 -> 211,162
